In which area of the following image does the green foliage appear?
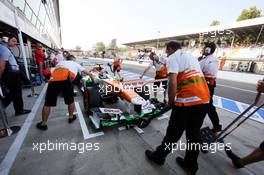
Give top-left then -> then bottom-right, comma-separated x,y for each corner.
95,42 -> 106,52
237,6 -> 262,21
210,20 -> 220,26
117,47 -> 129,52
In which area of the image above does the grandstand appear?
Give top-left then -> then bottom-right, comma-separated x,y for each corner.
123,17 -> 264,74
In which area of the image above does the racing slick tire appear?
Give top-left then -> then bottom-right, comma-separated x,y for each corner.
137,118 -> 151,128
83,86 -> 103,112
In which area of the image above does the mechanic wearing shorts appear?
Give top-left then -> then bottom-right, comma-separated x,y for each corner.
140,52 -> 168,103
225,80 -> 264,168
36,58 -> 93,130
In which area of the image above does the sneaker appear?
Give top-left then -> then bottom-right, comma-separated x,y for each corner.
15,109 -> 31,116
176,157 -> 197,175
212,125 -> 222,134
68,114 -> 77,123
145,150 -> 165,165
0,128 -> 8,138
224,147 -> 244,168
36,122 -> 48,130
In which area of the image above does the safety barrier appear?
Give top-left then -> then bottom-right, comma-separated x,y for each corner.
220,60 -> 264,74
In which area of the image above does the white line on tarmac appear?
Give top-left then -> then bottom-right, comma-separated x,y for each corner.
134,126 -> 144,134
0,84 -> 48,175
75,102 -> 104,140
157,114 -> 170,120
237,102 -> 262,120
236,102 -> 246,115
118,126 -> 126,131
214,96 -> 223,108
217,84 -> 257,94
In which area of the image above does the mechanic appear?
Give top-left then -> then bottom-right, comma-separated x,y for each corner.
36,56 -> 93,130
225,79 -> 264,168
0,33 -> 31,116
145,41 -> 210,175
112,52 -> 122,79
140,52 -> 168,103
199,42 -> 222,134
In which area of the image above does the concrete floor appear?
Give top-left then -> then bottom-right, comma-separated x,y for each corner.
0,73 -> 263,175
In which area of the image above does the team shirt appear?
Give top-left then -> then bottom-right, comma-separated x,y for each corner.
113,57 -> 121,67
148,56 -> 168,77
168,49 -> 210,106
148,56 -> 167,71
49,60 -> 85,82
199,55 -> 219,79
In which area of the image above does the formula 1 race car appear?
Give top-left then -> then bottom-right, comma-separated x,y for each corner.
80,63 -> 170,130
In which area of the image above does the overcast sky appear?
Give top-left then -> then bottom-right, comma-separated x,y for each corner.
59,0 -> 264,50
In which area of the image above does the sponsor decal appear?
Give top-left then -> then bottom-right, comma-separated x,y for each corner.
99,108 -> 122,114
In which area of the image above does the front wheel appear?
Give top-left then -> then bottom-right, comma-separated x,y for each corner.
137,118 -> 151,128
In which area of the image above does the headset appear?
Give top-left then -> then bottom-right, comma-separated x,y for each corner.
203,42 -> 216,56
204,47 -> 211,54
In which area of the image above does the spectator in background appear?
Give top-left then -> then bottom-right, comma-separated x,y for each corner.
49,51 -> 56,66
102,51 -> 105,58
35,43 -> 45,81
56,47 -> 65,63
0,34 -> 31,116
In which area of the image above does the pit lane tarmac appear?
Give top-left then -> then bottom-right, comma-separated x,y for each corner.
0,77 -> 263,175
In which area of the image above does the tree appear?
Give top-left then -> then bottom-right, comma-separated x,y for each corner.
117,47 -> 129,52
237,6 -> 262,21
210,20 -> 220,26
95,42 -> 106,52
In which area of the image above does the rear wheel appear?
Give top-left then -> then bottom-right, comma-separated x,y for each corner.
83,86 -> 103,112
